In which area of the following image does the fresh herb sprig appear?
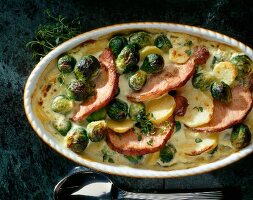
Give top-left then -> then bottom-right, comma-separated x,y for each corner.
26,10 -> 82,61
135,114 -> 155,135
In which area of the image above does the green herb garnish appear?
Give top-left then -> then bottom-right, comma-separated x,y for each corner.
135,115 -> 155,135
184,40 -> 193,47
195,138 -> 202,143
185,49 -> 192,56
124,155 -> 143,164
147,138 -> 154,146
101,148 -> 114,163
208,145 -> 218,154
137,134 -> 142,141
175,121 -> 181,132
193,106 -> 203,112
26,10 -> 82,61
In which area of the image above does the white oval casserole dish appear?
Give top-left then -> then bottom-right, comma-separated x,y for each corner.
24,23 -> 253,178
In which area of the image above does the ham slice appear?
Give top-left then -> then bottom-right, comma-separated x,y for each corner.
106,119 -> 174,156
192,86 -> 253,132
174,95 -> 189,116
127,46 -> 210,102
72,48 -> 119,122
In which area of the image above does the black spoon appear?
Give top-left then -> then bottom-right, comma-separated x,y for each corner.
53,167 -> 239,200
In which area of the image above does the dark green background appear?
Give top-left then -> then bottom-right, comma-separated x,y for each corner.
1,0 -> 253,199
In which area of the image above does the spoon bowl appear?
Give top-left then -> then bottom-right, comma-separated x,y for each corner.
54,167 -> 230,200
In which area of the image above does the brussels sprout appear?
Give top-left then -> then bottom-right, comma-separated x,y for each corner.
124,155 -> 143,164
159,143 -> 176,163
129,31 -> 152,49
154,34 -> 173,52
107,98 -> 128,120
57,55 -> 76,73
231,124 -> 251,149
210,81 -> 232,103
51,95 -> 74,114
109,35 -> 128,56
66,80 -> 91,101
140,54 -> 164,74
87,120 -> 107,142
86,108 -> 107,122
66,127 -> 89,153
129,102 -> 146,120
53,118 -> 72,136
74,55 -> 100,81
115,44 -> 139,74
128,70 -> 147,91
230,55 -> 253,78
192,72 -> 216,91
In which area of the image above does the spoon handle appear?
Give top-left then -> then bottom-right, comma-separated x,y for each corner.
118,190 -> 223,200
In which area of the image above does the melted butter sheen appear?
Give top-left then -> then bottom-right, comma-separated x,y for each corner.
31,31 -> 253,171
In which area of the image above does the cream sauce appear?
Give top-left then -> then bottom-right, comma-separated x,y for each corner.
32,30 -> 253,170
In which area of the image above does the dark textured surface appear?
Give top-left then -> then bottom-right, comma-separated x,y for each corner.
1,0 -> 253,199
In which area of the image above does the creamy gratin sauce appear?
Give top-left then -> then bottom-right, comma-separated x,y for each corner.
32,30 -> 253,170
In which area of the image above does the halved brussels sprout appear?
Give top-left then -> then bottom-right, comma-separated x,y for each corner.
51,95 -> 74,114
140,54 -> 164,74
154,34 -> 173,52
129,31 -> 152,49
109,35 -> 128,56
129,102 -> 146,121
107,98 -> 128,121
74,55 -> 100,81
230,55 -> 253,78
66,127 -> 89,153
57,55 -> 76,73
192,72 -> 216,91
210,81 -> 232,103
53,118 -> 72,136
231,124 -> 251,149
87,120 -> 107,142
66,80 -> 91,101
128,70 -> 147,91
115,44 -> 139,74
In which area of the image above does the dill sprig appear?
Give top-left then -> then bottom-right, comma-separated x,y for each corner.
26,10 -> 82,61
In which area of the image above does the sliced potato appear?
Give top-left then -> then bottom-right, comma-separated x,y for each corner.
107,119 -> 134,133
176,83 -> 214,127
145,151 -> 160,166
169,47 -> 190,64
183,130 -> 218,156
213,61 -> 238,85
146,95 -> 176,125
139,46 -> 163,61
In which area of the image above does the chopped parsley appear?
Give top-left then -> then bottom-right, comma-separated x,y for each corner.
101,148 -> 114,163
175,121 -> 181,133
108,158 -> 114,163
135,115 -> 155,135
147,138 -> 154,146
57,74 -> 65,85
184,40 -> 193,47
185,49 -> 192,56
208,145 -> 218,154
124,155 -> 143,164
137,134 -> 142,141
195,138 -> 202,143
193,106 -> 203,112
